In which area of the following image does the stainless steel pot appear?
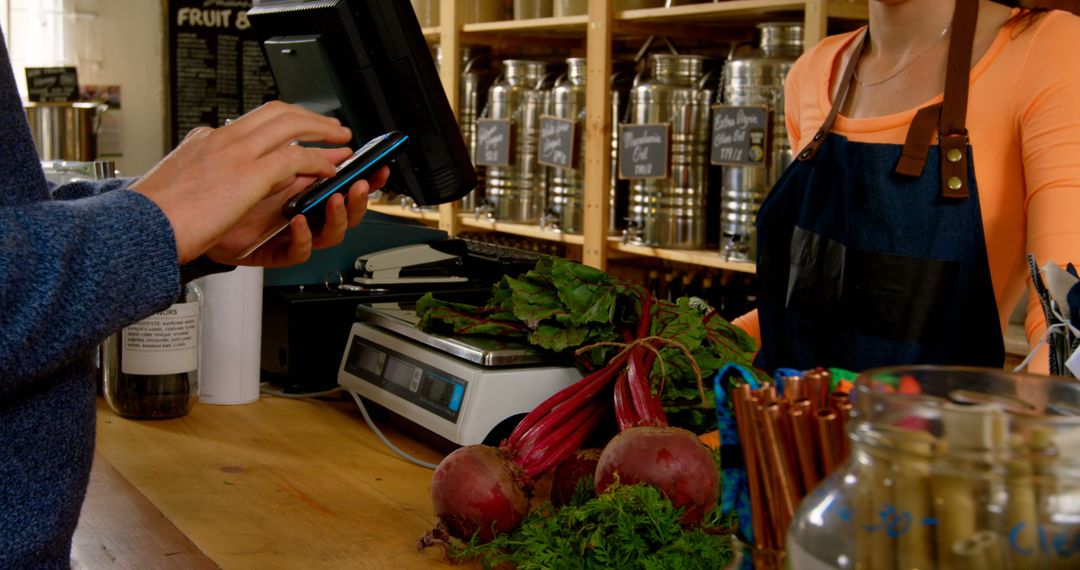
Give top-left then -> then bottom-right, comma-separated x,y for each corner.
718,22 -> 802,261
24,102 -> 106,162
625,54 -> 712,249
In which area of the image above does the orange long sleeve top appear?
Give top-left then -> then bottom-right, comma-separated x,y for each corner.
732,10 -> 1080,371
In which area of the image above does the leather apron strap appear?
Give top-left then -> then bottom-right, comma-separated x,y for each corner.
798,0 -> 980,199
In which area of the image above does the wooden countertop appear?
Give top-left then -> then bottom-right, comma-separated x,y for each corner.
86,395 -> 474,569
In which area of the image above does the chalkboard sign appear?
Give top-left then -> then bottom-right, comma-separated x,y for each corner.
710,105 -> 769,166
475,119 -> 512,166
537,116 -> 576,169
618,124 -> 670,180
166,0 -> 278,148
25,67 -> 79,102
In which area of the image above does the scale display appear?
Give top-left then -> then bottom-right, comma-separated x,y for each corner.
344,336 -> 466,422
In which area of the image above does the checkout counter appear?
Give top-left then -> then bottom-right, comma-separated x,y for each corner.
78,215 -> 574,568
83,395 -> 474,569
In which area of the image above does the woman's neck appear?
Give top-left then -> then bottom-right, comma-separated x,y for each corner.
867,0 -> 958,61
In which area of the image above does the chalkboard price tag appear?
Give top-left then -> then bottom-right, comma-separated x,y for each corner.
537,116 -> 576,169
618,124 -> 670,180
25,67 -> 79,102
475,119 -> 513,166
710,105 -> 769,166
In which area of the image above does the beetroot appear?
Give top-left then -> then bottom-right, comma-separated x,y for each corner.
429,445 -> 531,543
550,448 -> 602,507
594,426 -> 719,526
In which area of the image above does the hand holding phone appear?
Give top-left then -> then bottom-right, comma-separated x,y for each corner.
236,131 -> 409,259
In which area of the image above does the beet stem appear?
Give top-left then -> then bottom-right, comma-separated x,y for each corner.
506,350 -> 627,447
520,400 -> 610,478
613,369 -> 638,431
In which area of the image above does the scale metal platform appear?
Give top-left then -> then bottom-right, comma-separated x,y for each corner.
337,304 -> 582,446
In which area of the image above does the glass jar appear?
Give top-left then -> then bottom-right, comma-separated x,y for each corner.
788,366 -> 1080,569
103,281 -> 202,419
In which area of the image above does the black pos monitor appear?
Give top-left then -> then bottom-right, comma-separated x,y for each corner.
247,0 -> 475,206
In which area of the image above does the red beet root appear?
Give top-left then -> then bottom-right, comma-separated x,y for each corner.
550,448 -> 602,507
594,426 -> 719,526
429,445 -> 532,543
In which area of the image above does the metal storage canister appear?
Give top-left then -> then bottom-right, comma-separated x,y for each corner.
718,22 -> 802,261
430,46 -> 494,213
543,57 -> 587,234
483,59 -> 547,223
609,66 -> 635,236
460,54 -> 496,212
625,54 -> 712,249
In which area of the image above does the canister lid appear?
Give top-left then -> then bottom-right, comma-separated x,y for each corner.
502,59 -> 547,82
757,22 -> 804,58
649,53 -> 706,84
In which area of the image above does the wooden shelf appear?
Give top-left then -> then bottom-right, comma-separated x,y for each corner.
617,0 -> 866,22
421,0 -> 868,272
458,215 -> 586,245
824,1 -> 869,21
462,15 -> 589,36
367,202 -> 440,223
608,239 -> 757,273
618,0 -> 806,23
421,26 -> 440,42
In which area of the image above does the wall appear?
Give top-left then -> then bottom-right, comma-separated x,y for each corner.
6,0 -> 166,176
71,0 -> 167,176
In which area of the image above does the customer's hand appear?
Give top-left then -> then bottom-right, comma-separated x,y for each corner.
207,163 -> 389,267
131,101 -> 355,264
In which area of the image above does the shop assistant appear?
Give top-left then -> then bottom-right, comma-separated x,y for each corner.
0,28 -> 390,570
733,0 -> 1080,374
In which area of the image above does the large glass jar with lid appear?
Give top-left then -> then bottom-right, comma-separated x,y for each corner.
103,281 -> 202,419
788,366 -> 1080,569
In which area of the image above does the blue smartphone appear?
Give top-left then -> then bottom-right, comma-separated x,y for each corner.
237,131 -> 409,259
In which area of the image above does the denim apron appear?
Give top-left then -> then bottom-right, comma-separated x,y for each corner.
753,0 -> 1005,373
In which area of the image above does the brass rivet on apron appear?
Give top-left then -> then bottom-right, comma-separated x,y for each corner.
946,148 -> 963,163
813,130 -> 824,141
947,176 -> 963,191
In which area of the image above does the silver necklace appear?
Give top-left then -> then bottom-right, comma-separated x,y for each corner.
853,24 -> 952,88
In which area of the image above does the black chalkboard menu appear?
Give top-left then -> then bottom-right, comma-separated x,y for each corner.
710,105 -> 769,166
537,116 -> 576,169
475,119 -> 513,167
25,67 -> 79,102
618,124 -> 670,180
166,0 -> 277,148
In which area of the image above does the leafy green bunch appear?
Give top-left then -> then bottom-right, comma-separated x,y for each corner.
417,256 -> 641,359
416,256 -> 767,433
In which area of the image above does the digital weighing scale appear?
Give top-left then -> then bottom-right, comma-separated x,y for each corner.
337,304 -> 583,446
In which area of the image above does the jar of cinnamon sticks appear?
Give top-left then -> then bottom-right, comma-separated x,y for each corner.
787,366 -> 1080,570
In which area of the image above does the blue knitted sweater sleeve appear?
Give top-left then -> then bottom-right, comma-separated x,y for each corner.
0,188 -> 182,397
46,177 -> 237,283
49,177 -> 130,200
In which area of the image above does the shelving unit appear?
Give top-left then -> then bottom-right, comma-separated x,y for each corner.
372,0 -> 869,273
367,202 -> 441,224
